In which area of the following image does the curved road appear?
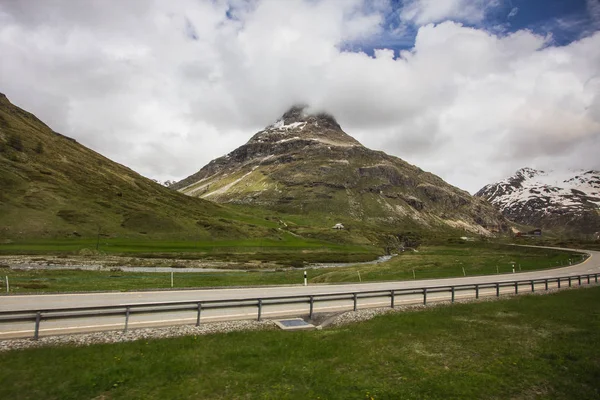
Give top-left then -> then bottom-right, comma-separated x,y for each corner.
1,247 -> 597,338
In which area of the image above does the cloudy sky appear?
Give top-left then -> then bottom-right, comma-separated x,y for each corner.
1,0 -> 599,193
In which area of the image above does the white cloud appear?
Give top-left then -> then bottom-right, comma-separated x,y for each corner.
399,0 -> 498,25
0,0 -> 599,194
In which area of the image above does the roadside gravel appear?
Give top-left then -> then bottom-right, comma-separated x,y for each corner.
0,320 -> 274,352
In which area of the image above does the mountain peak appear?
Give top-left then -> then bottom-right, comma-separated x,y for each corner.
515,167 -> 543,179
269,105 -> 341,132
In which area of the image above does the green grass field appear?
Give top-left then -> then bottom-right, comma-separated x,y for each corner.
1,287 -> 599,399
0,244 -> 584,294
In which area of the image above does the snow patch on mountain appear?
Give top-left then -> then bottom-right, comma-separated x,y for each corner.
476,168 -> 600,234
478,168 -> 600,214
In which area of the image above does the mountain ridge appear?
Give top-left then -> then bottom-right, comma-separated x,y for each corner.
475,167 -> 600,234
0,92 -> 272,240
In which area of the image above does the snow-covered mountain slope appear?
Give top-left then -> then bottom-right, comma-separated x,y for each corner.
476,168 -> 600,234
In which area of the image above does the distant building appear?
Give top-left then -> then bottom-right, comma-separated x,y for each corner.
333,223 -> 344,230
515,228 -> 542,238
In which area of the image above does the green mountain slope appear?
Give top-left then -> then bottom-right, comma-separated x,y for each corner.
0,93 -> 271,240
174,106 -> 509,237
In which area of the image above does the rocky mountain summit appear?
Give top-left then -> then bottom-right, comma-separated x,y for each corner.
174,106 -> 507,235
475,168 -> 600,234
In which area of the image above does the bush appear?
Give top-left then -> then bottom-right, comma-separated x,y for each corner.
35,140 -> 44,154
8,133 -> 23,152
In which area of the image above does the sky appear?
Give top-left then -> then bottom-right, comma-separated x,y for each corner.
0,0 -> 599,193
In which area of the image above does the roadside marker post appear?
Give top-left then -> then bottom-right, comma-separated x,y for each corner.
304,271 -> 307,286
357,271 -> 362,282
462,267 -> 466,277
5,276 -> 8,293
170,272 -> 174,288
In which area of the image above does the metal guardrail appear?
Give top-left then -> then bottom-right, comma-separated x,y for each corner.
0,273 -> 598,340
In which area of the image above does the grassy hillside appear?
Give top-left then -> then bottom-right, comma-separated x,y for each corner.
0,92 -> 284,241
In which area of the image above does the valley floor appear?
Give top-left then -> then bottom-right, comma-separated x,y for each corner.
0,244 -> 583,293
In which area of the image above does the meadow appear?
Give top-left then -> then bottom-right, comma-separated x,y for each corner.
0,243 -> 584,294
1,286 -> 598,399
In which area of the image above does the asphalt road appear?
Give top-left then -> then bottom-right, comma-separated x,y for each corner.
1,247 -> 597,339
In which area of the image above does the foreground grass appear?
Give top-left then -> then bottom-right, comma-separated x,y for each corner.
0,244 -> 584,294
2,287 -> 600,399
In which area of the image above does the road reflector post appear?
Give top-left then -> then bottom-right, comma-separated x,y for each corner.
390,290 -> 395,309
170,272 -> 174,288
33,312 -> 41,340
462,267 -> 466,277
353,293 -> 358,311
4,276 -> 8,293
304,271 -> 307,287
423,288 -> 427,305
257,299 -> 263,321
124,307 -> 130,333
196,303 -> 202,326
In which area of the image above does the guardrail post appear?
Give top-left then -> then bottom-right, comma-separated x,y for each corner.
451,287 -> 455,303
309,296 -> 314,319
558,278 -> 561,289
257,299 -> 263,321
423,288 -> 427,305
496,283 -> 500,297
568,277 -> 572,287
353,293 -> 358,311
515,282 -> 518,294
390,290 -> 395,309
530,280 -> 535,292
124,307 -> 130,333
587,275 -> 590,284
33,312 -> 41,340
545,279 -> 548,291
595,274 -> 598,284
475,285 -> 479,299
196,303 -> 202,326
578,276 -> 581,286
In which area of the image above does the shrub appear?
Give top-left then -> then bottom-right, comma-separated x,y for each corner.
8,133 -> 23,151
35,140 -> 44,154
